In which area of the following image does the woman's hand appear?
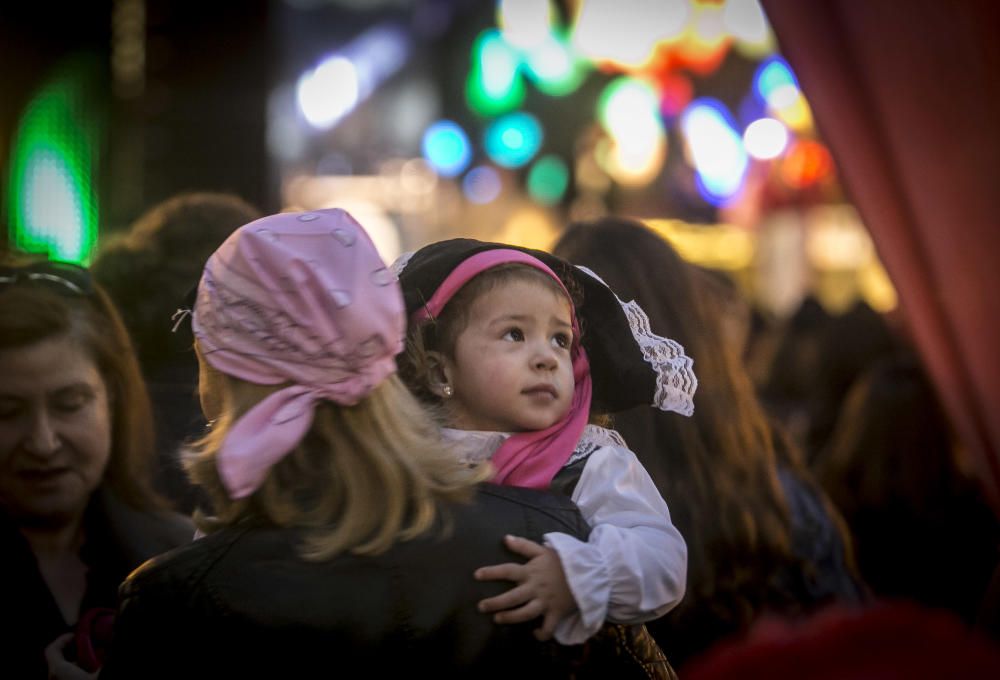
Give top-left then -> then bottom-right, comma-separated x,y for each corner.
474,535 -> 577,640
44,633 -> 98,680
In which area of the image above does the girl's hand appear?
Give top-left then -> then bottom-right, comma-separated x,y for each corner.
474,535 -> 577,640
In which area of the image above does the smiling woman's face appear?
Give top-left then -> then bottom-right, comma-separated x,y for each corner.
0,334 -> 112,527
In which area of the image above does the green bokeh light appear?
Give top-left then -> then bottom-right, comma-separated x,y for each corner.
527,154 -> 569,205
8,58 -> 101,264
466,29 -> 525,117
523,32 -> 589,97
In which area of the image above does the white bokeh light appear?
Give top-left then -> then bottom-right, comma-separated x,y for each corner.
296,56 -> 359,129
743,117 -> 789,160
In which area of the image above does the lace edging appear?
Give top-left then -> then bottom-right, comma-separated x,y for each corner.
581,424 -> 628,449
576,265 -> 698,416
389,251 -> 415,278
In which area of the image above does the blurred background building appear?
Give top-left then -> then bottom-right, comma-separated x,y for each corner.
0,0 -> 895,322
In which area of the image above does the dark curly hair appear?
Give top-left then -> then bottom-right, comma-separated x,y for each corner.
91,192 -> 261,378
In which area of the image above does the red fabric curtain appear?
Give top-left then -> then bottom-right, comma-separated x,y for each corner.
761,0 -> 1000,511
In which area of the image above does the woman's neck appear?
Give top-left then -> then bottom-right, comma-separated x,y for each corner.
21,513 -> 89,625
20,513 -> 86,558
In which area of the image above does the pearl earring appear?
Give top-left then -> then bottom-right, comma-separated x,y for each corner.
442,385 -> 453,398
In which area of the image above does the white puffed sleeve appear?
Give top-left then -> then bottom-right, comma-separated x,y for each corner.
543,445 -> 687,645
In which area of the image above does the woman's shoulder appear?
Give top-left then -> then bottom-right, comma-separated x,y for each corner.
122,522 -> 255,597
96,487 -> 193,549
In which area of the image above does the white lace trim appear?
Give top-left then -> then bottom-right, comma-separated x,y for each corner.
565,424 -> 628,466
575,265 -> 697,416
389,250 -> 415,278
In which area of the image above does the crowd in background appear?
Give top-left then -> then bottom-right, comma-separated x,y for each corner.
2,194 -> 999,678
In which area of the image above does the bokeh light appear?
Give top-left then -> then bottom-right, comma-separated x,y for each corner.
497,0 -> 554,51
572,0 -> 689,69
297,56 -> 359,129
527,154 -> 569,205
462,165 -> 503,204
484,111 -> 543,168
523,32 -> 588,96
780,139 -> 833,188
743,117 -> 789,160
597,76 -> 667,186
680,98 -> 748,204
466,29 -> 525,116
9,59 -> 100,263
724,0 -> 773,55
422,120 -> 472,177
754,55 -> 797,105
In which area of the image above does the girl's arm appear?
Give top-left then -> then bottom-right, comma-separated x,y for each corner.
543,444 -> 687,644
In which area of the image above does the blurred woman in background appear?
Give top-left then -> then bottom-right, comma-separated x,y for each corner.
553,216 -> 864,669
815,352 -> 1000,627
0,258 -> 192,678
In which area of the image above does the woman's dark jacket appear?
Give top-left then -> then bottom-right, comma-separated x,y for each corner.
4,486 -> 193,679
101,484 -> 604,679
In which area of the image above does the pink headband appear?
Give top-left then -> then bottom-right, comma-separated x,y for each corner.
193,208 -> 404,499
414,249 -> 591,490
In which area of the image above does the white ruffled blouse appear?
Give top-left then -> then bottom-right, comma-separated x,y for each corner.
442,424 -> 688,645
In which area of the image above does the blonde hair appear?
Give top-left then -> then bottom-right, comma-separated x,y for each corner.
185,371 -> 489,560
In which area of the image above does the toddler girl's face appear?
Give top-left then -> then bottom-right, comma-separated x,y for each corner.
443,278 -> 575,433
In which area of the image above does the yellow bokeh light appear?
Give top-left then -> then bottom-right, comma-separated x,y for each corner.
644,218 -> 755,270
770,90 -> 814,133
859,258 -> 898,312
806,207 -> 874,270
605,134 -> 667,187
494,205 -> 561,251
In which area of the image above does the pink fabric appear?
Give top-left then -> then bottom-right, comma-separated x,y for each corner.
413,249 -> 592,490
193,208 -> 404,499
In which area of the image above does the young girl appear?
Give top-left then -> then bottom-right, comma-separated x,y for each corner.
395,239 -> 698,645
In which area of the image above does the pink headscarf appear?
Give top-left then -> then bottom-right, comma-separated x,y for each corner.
412,249 -> 592,490
193,208 -> 404,499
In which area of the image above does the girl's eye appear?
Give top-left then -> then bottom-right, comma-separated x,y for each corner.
502,327 -> 525,342
552,333 -> 571,349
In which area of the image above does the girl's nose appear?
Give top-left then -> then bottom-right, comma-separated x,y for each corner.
533,345 -> 558,371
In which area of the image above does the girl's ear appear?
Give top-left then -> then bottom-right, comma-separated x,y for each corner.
425,350 -> 454,399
